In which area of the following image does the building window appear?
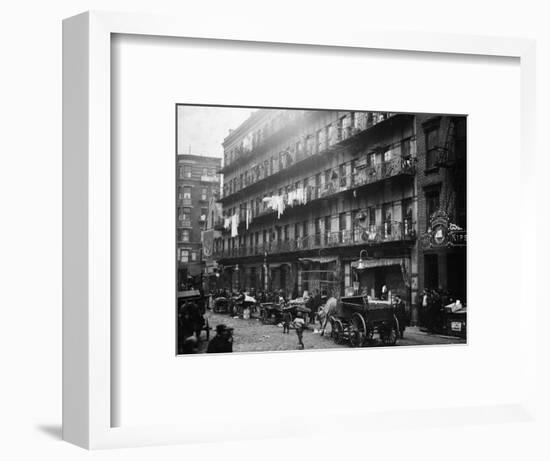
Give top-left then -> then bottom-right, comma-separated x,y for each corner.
191,251 -> 197,261
304,135 -> 312,155
315,218 -> 322,244
368,207 -> 376,229
425,128 -> 440,170
181,229 -> 190,242
342,114 -> 351,139
403,198 -> 413,235
202,167 -> 208,176
382,204 -> 392,237
179,249 -> 189,263
337,117 -> 345,141
425,188 -> 440,226
181,207 -> 191,222
339,212 -> 347,231
401,137 -> 411,158
316,130 -> 323,153
326,124 -> 333,146
184,165 -> 192,178
183,187 -> 191,199
201,187 -> 207,201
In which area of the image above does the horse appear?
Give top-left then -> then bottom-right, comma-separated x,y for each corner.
316,296 -> 338,336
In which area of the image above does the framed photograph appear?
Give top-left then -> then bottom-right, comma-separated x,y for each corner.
175,104 -> 467,355
63,11 -> 537,449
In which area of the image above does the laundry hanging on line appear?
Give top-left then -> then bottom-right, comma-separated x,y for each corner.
231,214 -> 239,237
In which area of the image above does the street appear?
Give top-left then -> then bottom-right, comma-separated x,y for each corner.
197,311 -> 466,353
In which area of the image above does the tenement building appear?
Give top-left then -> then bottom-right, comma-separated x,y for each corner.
213,109 -> 466,324
176,154 -> 221,290
416,114 -> 467,323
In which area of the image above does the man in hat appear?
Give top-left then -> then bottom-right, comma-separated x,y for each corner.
206,324 -> 234,353
393,294 -> 407,339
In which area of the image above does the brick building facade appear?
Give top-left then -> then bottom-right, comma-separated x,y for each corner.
206,109 -> 466,324
415,115 -> 467,322
176,154 -> 221,290
213,110 -> 416,313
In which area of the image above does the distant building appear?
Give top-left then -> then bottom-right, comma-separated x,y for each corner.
176,154 -> 221,290
201,194 -> 224,291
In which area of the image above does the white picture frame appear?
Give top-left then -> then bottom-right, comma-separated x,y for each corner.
62,10 -> 537,449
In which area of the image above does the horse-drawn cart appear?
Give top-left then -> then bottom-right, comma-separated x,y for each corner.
328,295 -> 400,347
212,296 -> 231,314
259,302 -> 285,324
260,301 -> 311,325
177,289 -> 211,353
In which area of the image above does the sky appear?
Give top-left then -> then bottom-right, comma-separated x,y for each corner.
176,105 -> 256,158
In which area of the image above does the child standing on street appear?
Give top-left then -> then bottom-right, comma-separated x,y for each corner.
294,312 -> 306,349
282,310 -> 292,334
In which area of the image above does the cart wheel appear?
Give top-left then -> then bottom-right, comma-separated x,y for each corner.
350,313 -> 367,347
332,319 -> 344,344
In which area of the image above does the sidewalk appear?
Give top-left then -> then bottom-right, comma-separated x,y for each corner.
407,326 -> 466,341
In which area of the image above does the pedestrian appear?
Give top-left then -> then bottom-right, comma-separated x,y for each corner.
381,284 -> 388,300
282,310 -> 292,334
206,324 -> 234,353
310,289 -> 321,324
294,312 -> 305,349
393,294 -> 407,339
421,289 -> 429,328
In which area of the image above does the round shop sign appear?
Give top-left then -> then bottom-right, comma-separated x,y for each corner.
433,224 -> 447,245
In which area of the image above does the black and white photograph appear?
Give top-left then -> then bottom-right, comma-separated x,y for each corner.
176,105 -> 467,354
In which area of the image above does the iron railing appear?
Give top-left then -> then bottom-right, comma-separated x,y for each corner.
239,158 -> 415,223
220,112 -> 399,199
213,221 -> 415,259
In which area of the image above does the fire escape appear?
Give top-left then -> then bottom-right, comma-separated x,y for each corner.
434,117 -> 460,218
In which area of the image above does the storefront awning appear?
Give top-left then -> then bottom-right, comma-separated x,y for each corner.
350,258 -> 405,270
299,256 -> 338,264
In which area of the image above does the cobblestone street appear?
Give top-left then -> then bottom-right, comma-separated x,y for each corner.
198,311 -> 465,353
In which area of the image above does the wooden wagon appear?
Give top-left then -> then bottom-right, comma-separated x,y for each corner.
329,295 -> 400,347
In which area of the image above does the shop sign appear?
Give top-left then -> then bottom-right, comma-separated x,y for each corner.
451,321 -> 463,332
202,229 -> 214,260
422,210 -> 466,248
